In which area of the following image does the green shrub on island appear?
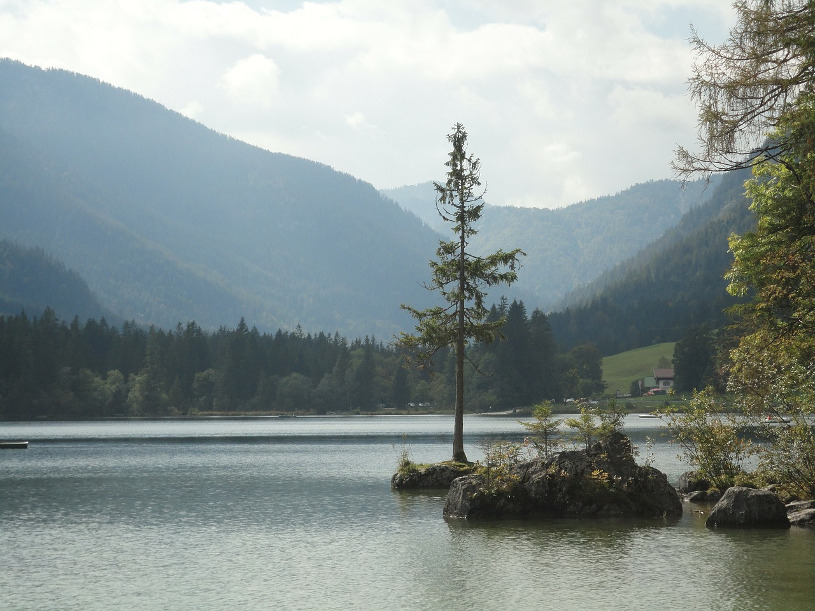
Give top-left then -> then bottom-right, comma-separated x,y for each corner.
658,390 -> 753,490
519,401 -> 562,459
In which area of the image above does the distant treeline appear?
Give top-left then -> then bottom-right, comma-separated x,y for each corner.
0,302 -> 605,419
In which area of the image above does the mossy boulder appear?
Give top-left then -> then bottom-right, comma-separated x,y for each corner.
391,461 -> 475,490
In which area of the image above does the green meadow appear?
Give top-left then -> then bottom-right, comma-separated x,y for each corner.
602,342 -> 675,397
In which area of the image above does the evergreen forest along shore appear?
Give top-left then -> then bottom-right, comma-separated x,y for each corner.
0,303 -> 605,420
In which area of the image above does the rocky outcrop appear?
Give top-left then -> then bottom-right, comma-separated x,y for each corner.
678,471 -> 710,494
685,488 -> 722,504
787,500 -> 815,527
706,486 -> 790,528
678,470 -> 723,503
685,490 -> 708,503
443,432 -> 682,520
391,461 -> 474,490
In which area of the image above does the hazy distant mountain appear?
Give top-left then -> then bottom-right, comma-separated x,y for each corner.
0,60 -> 440,337
380,184 -> 448,233
0,58 -> 738,344
384,178 -> 715,306
547,168 -> 755,354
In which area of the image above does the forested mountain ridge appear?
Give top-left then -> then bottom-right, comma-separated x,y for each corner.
0,59 -> 440,337
383,178 -> 714,306
0,61 -> 761,418
548,168 -> 756,355
0,240 -> 113,323
0,127 -> 253,328
1,59 -> 740,347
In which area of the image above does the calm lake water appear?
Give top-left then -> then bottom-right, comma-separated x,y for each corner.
2,415 -> 814,610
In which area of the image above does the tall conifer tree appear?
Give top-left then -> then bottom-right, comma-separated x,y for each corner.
398,123 -> 523,462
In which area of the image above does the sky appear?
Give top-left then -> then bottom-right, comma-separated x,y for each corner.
0,0 -> 736,208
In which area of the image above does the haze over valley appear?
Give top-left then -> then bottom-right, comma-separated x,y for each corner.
1,60 -> 746,350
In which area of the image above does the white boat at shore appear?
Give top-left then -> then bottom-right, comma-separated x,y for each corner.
638,414 -> 660,419
0,440 -> 28,449
764,414 -> 790,424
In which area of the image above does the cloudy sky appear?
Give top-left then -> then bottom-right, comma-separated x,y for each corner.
0,0 -> 736,208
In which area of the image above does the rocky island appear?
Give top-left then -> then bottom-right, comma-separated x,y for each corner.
443,432 -> 681,519
393,432 -> 682,520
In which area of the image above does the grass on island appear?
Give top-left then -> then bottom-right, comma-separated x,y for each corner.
602,342 -> 675,398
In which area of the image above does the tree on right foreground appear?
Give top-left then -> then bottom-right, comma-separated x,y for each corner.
673,0 -> 815,498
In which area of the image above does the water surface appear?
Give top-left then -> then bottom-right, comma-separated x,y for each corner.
2,416 -> 813,610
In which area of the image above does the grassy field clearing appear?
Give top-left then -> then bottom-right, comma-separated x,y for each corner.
602,342 -> 676,397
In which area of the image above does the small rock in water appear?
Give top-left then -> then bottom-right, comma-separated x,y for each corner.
685,490 -> 708,504
786,500 -> 815,527
678,471 -> 710,494
391,461 -> 474,490
706,486 -> 790,529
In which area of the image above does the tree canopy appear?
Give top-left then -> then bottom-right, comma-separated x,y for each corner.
672,0 -> 815,498
672,325 -> 717,393
675,0 -> 815,178
1,299 -> 595,421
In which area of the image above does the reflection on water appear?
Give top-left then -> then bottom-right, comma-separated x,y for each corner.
2,416 -> 814,610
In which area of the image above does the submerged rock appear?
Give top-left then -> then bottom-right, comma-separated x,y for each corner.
706,487 -> 790,529
685,490 -> 709,504
391,461 -> 474,490
678,471 -> 710,494
786,500 -> 815,527
443,432 -> 682,520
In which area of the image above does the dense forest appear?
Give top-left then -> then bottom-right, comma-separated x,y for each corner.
0,240 -> 113,324
0,303 -> 604,420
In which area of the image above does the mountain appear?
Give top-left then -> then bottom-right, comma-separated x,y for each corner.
0,59 -> 738,343
380,184 -> 444,231
0,60 -> 440,337
547,168 -> 756,354
384,178 -> 715,306
0,240 -> 112,322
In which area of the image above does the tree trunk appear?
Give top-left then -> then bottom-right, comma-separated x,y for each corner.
453,195 -> 468,463
453,335 -> 466,462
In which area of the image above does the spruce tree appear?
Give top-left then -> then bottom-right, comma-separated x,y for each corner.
398,123 -> 524,462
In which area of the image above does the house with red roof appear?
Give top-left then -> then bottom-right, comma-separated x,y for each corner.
653,368 -> 675,392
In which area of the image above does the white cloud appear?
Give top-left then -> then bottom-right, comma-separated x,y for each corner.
0,0 -> 738,207
609,85 -> 694,132
179,99 -> 205,119
345,111 -> 376,134
218,54 -> 281,109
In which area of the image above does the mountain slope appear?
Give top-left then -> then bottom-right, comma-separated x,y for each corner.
547,168 -> 755,354
0,239 -> 112,322
0,127 -> 254,327
0,59 -> 742,343
0,60 -> 440,336
384,178 -> 714,306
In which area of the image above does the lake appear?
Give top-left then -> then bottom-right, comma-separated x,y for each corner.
2,415 -> 814,610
